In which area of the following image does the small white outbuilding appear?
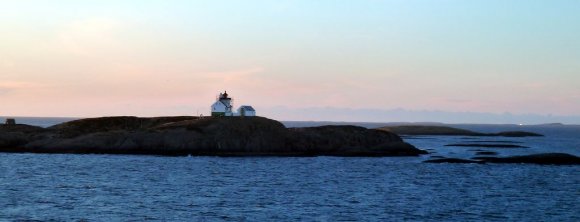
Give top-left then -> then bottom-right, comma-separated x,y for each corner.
237,106 -> 256,117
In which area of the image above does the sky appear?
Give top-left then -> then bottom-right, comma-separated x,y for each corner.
1,0 -> 579,123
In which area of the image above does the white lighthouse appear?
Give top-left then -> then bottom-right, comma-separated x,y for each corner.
210,91 -> 256,117
211,91 -> 234,116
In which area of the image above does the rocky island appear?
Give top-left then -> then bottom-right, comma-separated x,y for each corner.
0,116 -> 427,157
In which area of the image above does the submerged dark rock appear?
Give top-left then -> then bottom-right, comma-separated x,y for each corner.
0,116 -> 426,157
475,151 -> 498,156
473,153 -> 580,165
429,155 -> 446,159
463,140 -> 523,144
424,158 -> 484,164
426,153 -> 580,165
445,144 -> 529,148
494,131 -> 543,137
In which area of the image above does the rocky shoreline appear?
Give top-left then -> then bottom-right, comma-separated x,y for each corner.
0,116 -> 427,157
2,116 -> 578,165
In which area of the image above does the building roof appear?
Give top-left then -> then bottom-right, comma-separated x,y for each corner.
239,106 -> 255,111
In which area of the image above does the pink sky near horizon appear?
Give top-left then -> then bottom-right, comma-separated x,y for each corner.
1,1 -> 579,120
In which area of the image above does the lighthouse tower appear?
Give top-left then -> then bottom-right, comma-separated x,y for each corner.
211,91 -> 234,116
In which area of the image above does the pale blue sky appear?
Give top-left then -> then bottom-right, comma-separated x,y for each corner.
1,1 -> 579,122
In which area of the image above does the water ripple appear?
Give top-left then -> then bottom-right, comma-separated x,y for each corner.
0,154 -> 578,221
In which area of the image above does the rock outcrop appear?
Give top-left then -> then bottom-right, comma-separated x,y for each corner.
425,153 -> 580,165
0,124 -> 47,148
288,125 -> 424,156
0,116 -> 426,157
472,153 -> 580,165
493,131 -> 543,137
378,125 -> 485,136
377,125 -> 543,137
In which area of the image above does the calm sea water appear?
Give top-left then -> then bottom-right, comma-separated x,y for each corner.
0,118 -> 578,221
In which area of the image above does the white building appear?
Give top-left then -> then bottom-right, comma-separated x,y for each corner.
211,91 -> 234,116
237,106 -> 256,117
210,91 -> 256,117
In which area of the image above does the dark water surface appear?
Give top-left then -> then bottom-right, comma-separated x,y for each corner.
1,154 -> 578,221
0,118 -> 579,221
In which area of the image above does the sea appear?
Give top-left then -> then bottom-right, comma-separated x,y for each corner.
0,117 -> 578,221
